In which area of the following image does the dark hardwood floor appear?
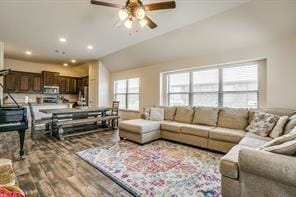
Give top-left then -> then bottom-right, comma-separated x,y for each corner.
0,130 -> 132,197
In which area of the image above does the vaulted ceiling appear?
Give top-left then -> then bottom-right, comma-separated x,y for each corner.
0,0 -> 248,65
101,0 -> 296,71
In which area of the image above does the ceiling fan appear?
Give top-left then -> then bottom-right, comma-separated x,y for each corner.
90,0 -> 176,29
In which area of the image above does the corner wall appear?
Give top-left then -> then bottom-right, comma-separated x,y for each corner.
0,42 -> 4,104
110,36 -> 296,118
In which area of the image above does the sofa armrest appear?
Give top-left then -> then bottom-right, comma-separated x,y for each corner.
239,148 -> 296,187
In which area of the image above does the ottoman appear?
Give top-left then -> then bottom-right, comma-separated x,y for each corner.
119,119 -> 162,144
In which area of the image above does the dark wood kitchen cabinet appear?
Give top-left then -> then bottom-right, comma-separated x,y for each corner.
4,71 -> 42,93
18,73 -> 31,92
69,77 -> 77,94
32,74 -> 42,92
18,72 -> 42,93
59,76 -> 70,94
81,76 -> 89,87
3,71 -> 18,93
42,71 -> 59,86
59,76 -> 78,94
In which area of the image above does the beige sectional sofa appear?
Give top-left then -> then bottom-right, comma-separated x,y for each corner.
118,106 -> 296,197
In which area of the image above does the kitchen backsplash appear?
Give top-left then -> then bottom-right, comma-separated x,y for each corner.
3,93 -> 78,104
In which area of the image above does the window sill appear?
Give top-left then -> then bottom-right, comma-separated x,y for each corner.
119,109 -> 140,113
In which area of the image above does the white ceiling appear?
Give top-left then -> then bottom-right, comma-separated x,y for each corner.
102,0 -> 296,71
0,0 -> 248,65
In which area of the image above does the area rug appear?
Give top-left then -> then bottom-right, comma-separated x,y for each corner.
76,140 -> 222,197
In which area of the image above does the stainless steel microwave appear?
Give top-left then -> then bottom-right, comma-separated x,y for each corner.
43,86 -> 59,95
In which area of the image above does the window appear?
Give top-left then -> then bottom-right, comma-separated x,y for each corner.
164,62 -> 259,108
222,65 -> 258,108
192,69 -> 219,107
168,73 -> 190,106
114,78 -> 139,110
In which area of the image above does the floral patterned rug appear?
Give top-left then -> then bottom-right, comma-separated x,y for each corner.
76,140 -> 222,197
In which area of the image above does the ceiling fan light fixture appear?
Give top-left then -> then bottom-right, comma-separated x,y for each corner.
139,19 -> 147,28
118,9 -> 129,21
124,19 -> 133,29
135,7 -> 145,20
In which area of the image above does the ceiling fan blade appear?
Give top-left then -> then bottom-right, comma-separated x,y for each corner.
90,0 -> 123,8
144,16 -> 157,29
144,1 -> 176,11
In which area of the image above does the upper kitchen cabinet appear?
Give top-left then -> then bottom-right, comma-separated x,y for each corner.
81,76 -> 89,87
4,71 -> 18,93
59,76 -> 78,94
42,71 -> 59,86
4,71 -> 42,93
18,72 -> 42,93
32,74 -> 42,92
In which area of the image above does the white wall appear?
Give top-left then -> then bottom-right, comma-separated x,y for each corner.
110,36 -> 296,119
98,61 -> 110,107
88,60 -> 110,107
4,58 -> 88,77
88,61 -> 99,107
0,42 -> 4,104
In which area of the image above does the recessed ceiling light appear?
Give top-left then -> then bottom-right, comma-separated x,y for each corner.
59,37 -> 67,43
63,63 -> 68,67
71,59 -> 76,63
25,51 -> 32,55
87,45 -> 93,50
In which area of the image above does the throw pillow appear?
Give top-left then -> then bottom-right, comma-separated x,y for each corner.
246,111 -> 279,137
269,116 -> 289,138
174,107 -> 195,123
143,107 -> 151,120
149,107 -> 164,121
192,107 -> 219,126
262,140 -> 296,156
260,126 -> 296,149
164,106 -> 177,120
284,118 -> 296,134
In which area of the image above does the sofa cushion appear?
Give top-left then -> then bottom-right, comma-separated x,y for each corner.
119,119 -> 162,134
174,107 -> 195,123
161,121 -> 192,133
269,116 -> 289,138
192,107 -> 219,126
181,124 -> 214,138
209,127 -> 246,143
247,111 -> 280,137
220,145 -> 245,179
262,140 -> 296,155
284,116 -> 296,134
218,108 -> 249,130
164,106 -> 177,121
239,134 -> 272,148
149,107 -> 164,121
260,127 -> 296,149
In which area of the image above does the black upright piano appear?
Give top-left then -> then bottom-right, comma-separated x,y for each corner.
0,69 -> 28,159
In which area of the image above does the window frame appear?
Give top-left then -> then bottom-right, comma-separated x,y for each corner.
164,61 -> 261,108
114,78 -> 140,111
167,72 -> 191,106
